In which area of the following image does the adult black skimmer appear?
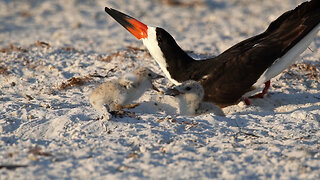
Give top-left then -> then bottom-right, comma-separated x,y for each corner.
105,0 -> 320,107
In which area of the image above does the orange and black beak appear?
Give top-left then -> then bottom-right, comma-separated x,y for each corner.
105,7 -> 148,40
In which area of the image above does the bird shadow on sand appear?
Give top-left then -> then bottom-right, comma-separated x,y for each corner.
100,89 -> 319,143
226,91 -> 320,116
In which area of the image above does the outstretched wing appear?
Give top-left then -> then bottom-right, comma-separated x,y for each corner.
199,0 -> 320,106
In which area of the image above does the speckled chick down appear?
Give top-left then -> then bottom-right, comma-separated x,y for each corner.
171,80 -> 224,116
89,67 -> 163,116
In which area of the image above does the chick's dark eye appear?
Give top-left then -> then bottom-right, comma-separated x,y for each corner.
185,87 -> 191,91
148,73 -> 152,77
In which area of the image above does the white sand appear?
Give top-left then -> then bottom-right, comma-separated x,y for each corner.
1,0 -> 320,179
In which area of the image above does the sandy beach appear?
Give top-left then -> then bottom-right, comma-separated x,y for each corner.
1,0 -> 320,179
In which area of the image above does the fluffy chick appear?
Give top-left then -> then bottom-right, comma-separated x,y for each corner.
89,67 -> 163,119
169,80 -> 224,116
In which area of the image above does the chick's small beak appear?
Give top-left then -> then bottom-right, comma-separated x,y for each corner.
165,88 -> 182,96
154,74 -> 165,79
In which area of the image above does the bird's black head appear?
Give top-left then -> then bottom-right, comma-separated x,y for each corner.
155,28 -> 177,48
154,27 -> 194,66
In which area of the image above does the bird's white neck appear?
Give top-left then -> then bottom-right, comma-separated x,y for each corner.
142,27 -> 181,85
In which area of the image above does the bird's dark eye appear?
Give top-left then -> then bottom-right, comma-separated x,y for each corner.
157,36 -> 162,43
148,73 -> 152,77
185,87 -> 191,91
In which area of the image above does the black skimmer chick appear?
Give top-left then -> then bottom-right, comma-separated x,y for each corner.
89,67 -> 163,119
168,80 -> 224,116
105,0 -> 320,107
167,80 -> 205,116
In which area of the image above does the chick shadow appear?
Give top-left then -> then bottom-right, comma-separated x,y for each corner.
105,100 -> 178,132
130,100 -> 178,115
